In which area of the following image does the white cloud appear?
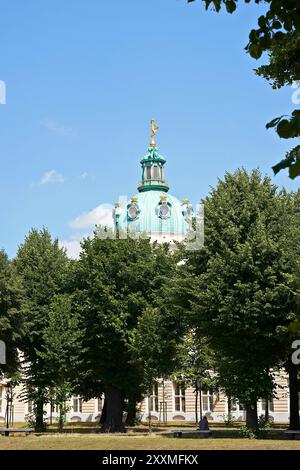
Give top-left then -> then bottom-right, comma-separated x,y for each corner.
41,119 -> 75,137
39,170 -> 65,185
59,232 -> 91,260
60,204 -> 115,259
70,203 -> 114,229
59,239 -> 81,259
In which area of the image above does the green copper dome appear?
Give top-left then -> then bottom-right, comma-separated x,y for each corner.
113,143 -> 193,240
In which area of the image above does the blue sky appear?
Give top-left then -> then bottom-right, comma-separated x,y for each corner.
0,0 -> 299,258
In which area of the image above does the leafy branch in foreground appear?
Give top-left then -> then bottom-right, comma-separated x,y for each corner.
271,145 -> 300,179
187,0 -> 300,178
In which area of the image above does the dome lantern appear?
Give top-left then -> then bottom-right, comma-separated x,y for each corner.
137,119 -> 169,193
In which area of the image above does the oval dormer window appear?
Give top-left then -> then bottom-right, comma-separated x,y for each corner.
159,202 -> 171,219
128,205 -> 138,221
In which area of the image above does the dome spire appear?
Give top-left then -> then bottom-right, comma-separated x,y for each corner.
150,118 -> 159,148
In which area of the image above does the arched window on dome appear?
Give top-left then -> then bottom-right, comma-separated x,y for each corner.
146,167 -> 151,180
153,166 -> 158,181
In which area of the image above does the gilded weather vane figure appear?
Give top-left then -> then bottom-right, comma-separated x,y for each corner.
150,118 -> 159,147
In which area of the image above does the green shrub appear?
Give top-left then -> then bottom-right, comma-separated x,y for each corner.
239,426 -> 256,439
219,413 -> 237,427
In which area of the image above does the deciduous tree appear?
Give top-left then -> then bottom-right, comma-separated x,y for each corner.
0,250 -> 24,379
73,231 -> 178,432
177,169 -> 297,429
14,228 -> 68,431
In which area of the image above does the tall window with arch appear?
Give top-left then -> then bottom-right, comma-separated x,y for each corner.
0,386 -> 3,413
149,383 -> 159,413
261,398 -> 274,413
72,396 -> 82,413
202,388 -> 215,413
173,381 -> 185,413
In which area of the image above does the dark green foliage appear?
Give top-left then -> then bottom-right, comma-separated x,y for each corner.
256,33 -> 300,89
37,294 -> 83,430
272,146 -> 300,179
72,233 -> 179,431
14,228 -> 69,430
0,250 -> 24,378
174,169 -> 298,428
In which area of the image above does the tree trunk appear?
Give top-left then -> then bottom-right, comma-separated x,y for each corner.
199,389 -> 203,420
49,397 -> 53,426
246,403 -> 258,430
35,398 -> 45,432
264,399 -> 269,420
228,396 -> 232,416
126,394 -> 138,426
286,359 -> 300,430
101,385 -> 125,433
100,398 -> 107,425
58,404 -> 63,432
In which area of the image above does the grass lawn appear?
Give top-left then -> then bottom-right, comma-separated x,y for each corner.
1,434 -> 300,450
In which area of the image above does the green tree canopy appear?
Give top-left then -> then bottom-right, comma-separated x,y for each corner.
0,250 -> 24,379
176,169 -> 298,429
72,232 -> 179,432
14,228 -> 69,431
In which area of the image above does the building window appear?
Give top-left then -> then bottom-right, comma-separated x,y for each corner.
0,386 -> 3,413
202,388 -> 214,413
174,382 -> 185,413
153,166 -> 158,180
146,167 -> 151,180
228,398 -> 245,413
261,398 -> 274,413
73,397 -> 82,413
128,204 -> 138,221
51,402 -> 60,413
229,398 -> 237,412
158,202 -> 170,219
149,383 -> 159,413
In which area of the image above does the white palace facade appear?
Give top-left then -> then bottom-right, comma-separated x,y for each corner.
0,371 -> 292,425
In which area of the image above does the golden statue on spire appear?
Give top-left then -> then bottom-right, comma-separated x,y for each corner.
150,118 -> 159,147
